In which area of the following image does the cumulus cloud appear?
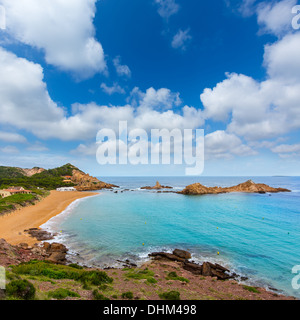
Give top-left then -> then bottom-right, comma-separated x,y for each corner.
205,130 -> 256,159
256,0 -> 297,36
155,0 -> 179,20
171,28 -> 192,50
1,0 -> 106,79
0,146 -> 19,154
100,82 -> 126,95
200,31 -> 300,141
0,131 -> 27,143
0,46 -> 204,142
113,56 -> 131,77
271,143 -> 300,153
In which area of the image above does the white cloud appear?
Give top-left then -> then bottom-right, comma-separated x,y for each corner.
256,0 -> 296,36
0,131 -> 27,143
26,142 -> 48,152
271,143 -> 300,153
205,130 -> 256,159
171,28 -> 192,50
0,145 -> 19,154
200,31 -> 300,141
1,0 -> 106,79
155,0 -> 179,20
100,82 -> 126,95
0,47 -> 204,141
113,56 -> 131,77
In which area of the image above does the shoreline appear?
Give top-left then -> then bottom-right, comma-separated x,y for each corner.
0,190 -> 98,246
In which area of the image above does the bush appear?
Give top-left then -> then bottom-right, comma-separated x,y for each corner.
159,290 -> 181,300
243,285 -> 260,294
12,261 -> 113,286
92,290 -> 110,300
6,280 -> 36,300
48,288 -> 80,300
166,271 -> 189,283
122,291 -> 134,299
125,268 -> 157,284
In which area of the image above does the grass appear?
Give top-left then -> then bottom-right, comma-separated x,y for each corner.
48,288 -> 80,300
6,279 -> 36,300
124,268 -> 157,284
122,291 -> 134,299
0,193 -> 37,214
159,290 -> 181,300
243,285 -> 260,294
11,260 -> 113,286
165,271 -> 189,283
92,290 -> 110,300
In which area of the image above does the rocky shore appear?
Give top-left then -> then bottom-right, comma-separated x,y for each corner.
179,180 -> 291,195
0,238 -> 296,300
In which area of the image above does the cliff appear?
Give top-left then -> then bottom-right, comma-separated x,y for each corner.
70,168 -> 117,191
179,180 -> 291,195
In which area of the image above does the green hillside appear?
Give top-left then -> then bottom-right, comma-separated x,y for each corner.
0,164 -> 77,190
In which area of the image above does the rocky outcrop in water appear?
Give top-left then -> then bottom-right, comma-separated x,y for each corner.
149,249 -> 238,281
71,169 -> 118,191
141,181 -> 173,190
179,180 -> 291,195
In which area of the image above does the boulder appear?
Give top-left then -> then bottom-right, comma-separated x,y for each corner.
173,249 -> 192,260
202,262 -> 212,276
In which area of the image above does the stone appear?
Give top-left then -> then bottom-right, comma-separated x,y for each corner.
173,249 -> 192,260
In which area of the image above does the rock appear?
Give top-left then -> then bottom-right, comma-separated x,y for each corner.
202,262 -> 212,276
182,262 -> 202,275
25,229 -> 54,241
46,243 -> 68,253
149,252 -> 186,262
173,249 -> 192,260
141,181 -> 173,190
47,252 -> 67,264
179,180 -> 291,195
211,269 -> 230,280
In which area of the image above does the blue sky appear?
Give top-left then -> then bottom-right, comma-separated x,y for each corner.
0,0 -> 300,176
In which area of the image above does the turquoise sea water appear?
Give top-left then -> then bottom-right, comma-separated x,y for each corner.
42,177 -> 300,298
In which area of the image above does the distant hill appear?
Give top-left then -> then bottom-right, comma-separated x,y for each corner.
0,163 -> 117,191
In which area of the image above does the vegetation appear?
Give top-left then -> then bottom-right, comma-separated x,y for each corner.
0,193 -> 38,215
48,288 -> 80,300
12,260 -> 113,286
92,290 -> 110,300
124,268 -> 157,284
159,290 -> 181,300
0,163 -> 77,190
165,271 -> 189,283
121,291 -> 134,299
243,285 -> 260,294
6,279 -> 36,300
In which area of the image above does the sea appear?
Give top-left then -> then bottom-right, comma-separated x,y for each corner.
41,176 -> 300,298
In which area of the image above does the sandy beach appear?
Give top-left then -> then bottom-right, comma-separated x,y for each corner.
0,191 -> 98,246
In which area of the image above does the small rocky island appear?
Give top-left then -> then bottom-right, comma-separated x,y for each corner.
179,180 -> 291,195
141,181 -> 173,190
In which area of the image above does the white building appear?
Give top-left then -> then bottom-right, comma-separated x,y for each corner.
56,187 -> 76,192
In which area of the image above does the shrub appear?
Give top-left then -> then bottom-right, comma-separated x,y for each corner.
159,290 -> 181,300
243,285 -> 260,294
6,280 -> 36,300
166,271 -> 189,283
48,288 -> 80,300
125,268 -> 157,284
93,290 -> 110,300
12,261 -> 113,286
122,291 -> 134,299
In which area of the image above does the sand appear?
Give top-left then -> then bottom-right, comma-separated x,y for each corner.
0,190 -> 98,246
